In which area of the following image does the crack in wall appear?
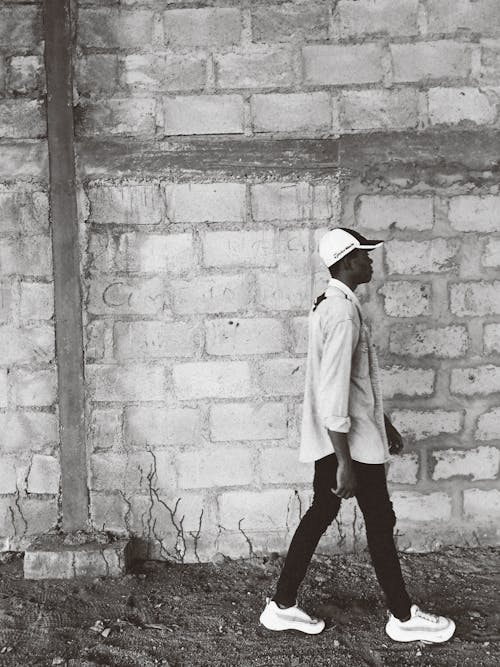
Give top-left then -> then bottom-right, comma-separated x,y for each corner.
13,487 -> 27,537
294,489 -> 303,520
215,523 -> 225,553
144,454 -> 161,560
146,449 -> 187,562
154,495 -> 187,563
8,506 -> 17,536
101,548 -> 111,577
352,505 -> 360,551
334,514 -> 347,549
188,508 -> 204,564
119,490 -> 133,534
238,518 -> 255,559
24,457 -> 34,495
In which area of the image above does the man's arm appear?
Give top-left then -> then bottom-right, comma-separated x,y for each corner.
318,317 -> 357,433
384,413 -> 404,455
328,429 -> 356,499
318,314 -> 359,497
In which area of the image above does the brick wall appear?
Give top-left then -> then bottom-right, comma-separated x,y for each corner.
72,0 -> 500,559
0,1 -> 59,548
1,0 -> 500,559
74,0 -> 500,139
346,179 -> 500,550
80,175 -> 500,558
81,178 -> 340,559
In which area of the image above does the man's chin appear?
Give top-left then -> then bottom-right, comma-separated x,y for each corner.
360,271 -> 373,284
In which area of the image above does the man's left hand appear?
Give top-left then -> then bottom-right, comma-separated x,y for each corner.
384,414 -> 404,455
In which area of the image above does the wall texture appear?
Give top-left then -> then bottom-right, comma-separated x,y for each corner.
1,0 -> 500,560
0,0 -> 59,549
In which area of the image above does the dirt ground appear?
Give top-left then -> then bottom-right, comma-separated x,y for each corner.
0,546 -> 498,667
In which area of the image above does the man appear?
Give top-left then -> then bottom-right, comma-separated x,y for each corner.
260,228 -> 455,644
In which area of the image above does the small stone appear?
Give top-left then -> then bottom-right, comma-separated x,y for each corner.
90,620 -> 105,633
211,552 -> 226,565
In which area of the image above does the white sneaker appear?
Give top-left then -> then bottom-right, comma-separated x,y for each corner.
259,598 -> 325,634
385,604 -> 455,643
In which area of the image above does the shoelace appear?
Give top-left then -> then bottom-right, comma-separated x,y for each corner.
414,608 -> 440,623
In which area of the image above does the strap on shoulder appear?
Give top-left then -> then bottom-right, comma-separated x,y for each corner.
312,292 -> 327,312
313,290 -> 350,312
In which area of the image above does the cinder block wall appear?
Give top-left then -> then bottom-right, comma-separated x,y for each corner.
0,1 -> 59,549
73,0 -> 500,560
2,0 -> 500,559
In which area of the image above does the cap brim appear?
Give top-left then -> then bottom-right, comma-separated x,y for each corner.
359,240 -> 384,250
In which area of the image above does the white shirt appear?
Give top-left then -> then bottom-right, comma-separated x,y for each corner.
299,279 -> 390,464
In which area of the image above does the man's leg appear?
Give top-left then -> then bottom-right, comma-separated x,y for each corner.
353,461 -> 412,620
273,453 -> 341,607
355,463 -> 456,643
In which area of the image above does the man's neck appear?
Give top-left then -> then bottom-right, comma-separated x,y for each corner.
331,274 -> 358,292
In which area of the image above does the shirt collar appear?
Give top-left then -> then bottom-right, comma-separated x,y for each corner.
326,278 -> 362,312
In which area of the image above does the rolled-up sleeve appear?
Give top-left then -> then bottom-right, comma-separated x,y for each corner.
318,318 -> 357,433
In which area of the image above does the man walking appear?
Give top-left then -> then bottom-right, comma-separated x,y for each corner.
260,228 -> 455,644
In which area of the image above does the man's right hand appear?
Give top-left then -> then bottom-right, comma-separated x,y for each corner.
332,463 -> 357,499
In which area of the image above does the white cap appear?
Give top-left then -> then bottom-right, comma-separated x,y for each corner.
318,228 -> 384,267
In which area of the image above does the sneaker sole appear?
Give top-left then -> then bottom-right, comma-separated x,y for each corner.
259,614 -> 325,635
386,620 -> 456,644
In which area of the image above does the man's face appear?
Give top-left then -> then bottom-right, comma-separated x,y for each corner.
349,248 -> 373,284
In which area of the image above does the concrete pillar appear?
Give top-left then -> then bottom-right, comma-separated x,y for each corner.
43,0 -> 88,531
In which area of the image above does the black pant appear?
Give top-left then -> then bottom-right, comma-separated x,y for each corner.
274,454 -> 412,621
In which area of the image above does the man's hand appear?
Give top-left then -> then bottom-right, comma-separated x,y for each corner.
327,429 -> 356,498
332,462 -> 357,499
384,414 -> 404,455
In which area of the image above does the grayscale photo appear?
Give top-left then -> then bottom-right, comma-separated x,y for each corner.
0,0 -> 499,665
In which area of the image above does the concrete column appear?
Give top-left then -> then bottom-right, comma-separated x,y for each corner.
43,0 -> 88,531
